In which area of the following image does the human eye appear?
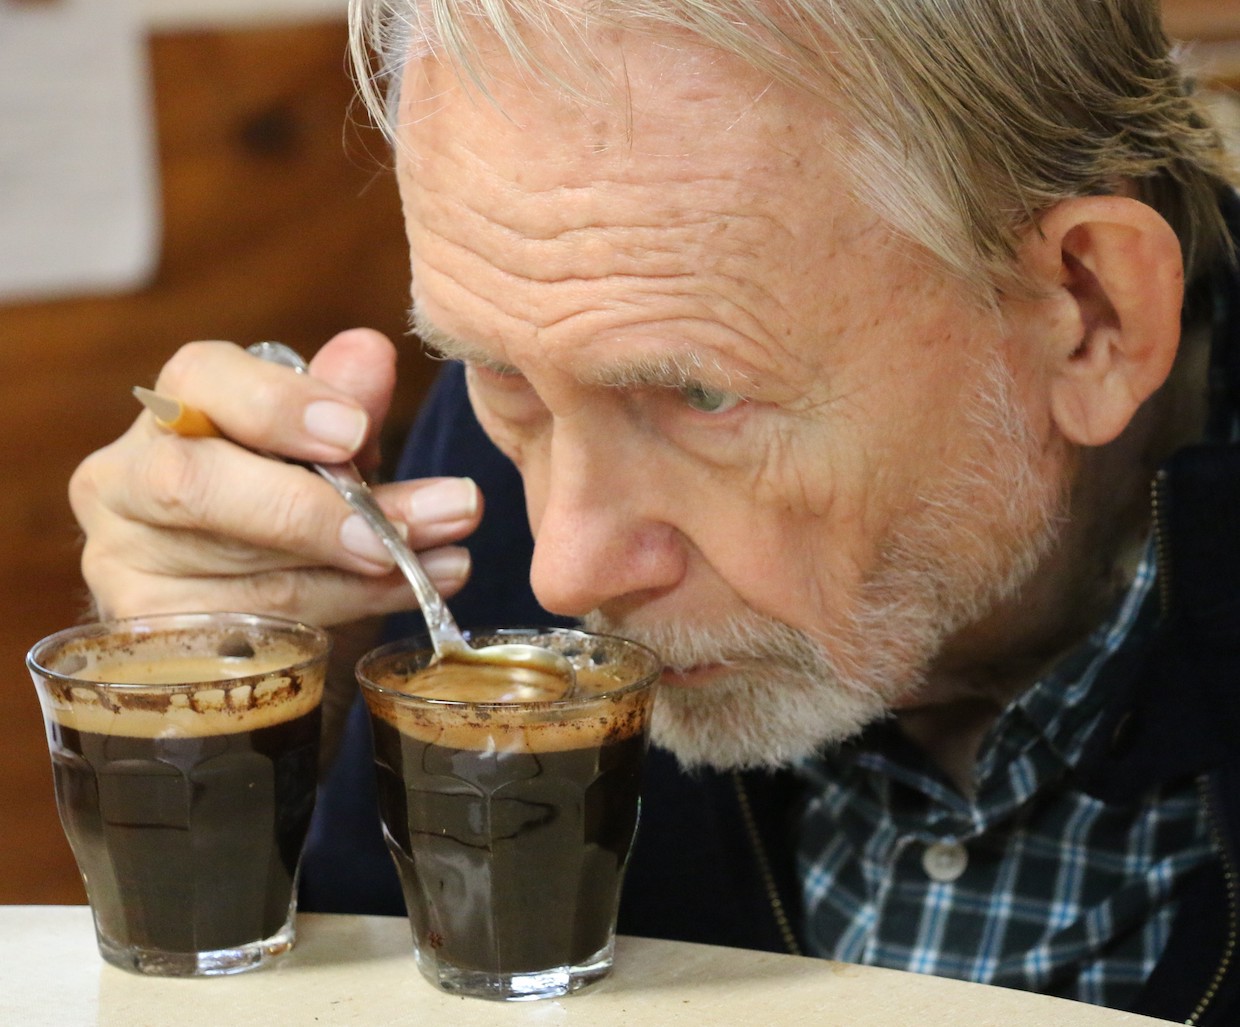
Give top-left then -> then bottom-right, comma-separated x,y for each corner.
677,383 -> 744,415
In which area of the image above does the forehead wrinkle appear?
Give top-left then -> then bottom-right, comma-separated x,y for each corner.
409,176 -> 779,309
419,179 -> 770,286
410,210 -> 787,370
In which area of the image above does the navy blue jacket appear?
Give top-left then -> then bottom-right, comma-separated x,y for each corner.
301,197 -> 1240,1024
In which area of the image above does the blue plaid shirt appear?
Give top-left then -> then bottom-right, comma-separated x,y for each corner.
797,546 -> 1216,1009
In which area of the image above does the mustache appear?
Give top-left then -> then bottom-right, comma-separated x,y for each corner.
582,608 -> 834,675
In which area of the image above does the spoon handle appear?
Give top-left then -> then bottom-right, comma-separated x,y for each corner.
246,342 -> 469,659
314,460 -> 467,655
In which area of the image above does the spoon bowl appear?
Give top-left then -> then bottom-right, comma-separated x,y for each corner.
247,342 -> 578,695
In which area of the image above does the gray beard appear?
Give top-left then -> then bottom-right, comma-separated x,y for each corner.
584,356 -> 1068,770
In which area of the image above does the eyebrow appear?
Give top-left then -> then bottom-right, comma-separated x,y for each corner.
412,310 -> 515,372
410,307 -> 752,392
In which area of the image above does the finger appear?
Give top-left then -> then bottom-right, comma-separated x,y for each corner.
74,427 -> 483,580
90,545 -> 473,627
307,328 -> 398,471
74,432 -> 399,576
373,477 -> 485,551
84,479 -> 482,582
151,340 -> 373,464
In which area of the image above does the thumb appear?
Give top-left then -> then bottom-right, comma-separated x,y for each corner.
309,328 -> 399,472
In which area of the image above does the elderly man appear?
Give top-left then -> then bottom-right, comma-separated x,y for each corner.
70,0 -> 1240,1020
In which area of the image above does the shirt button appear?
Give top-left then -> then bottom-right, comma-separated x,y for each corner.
922,840 -> 968,882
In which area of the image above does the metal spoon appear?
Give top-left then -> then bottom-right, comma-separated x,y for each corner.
246,341 -> 577,696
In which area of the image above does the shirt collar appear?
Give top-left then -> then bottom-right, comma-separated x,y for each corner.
803,538 -> 1160,828
974,537 -> 1159,783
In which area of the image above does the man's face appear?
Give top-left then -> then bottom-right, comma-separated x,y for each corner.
395,35 -> 1067,767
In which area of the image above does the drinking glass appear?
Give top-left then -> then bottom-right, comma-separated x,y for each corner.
357,627 -> 660,1000
28,611 -> 330,976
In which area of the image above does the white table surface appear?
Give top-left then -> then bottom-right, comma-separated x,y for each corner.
0,905 -> 1177,1025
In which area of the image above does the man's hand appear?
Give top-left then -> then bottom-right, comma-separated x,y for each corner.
70,328 -> 481,626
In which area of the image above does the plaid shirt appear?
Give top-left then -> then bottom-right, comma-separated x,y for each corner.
796,546 -> 1216,1009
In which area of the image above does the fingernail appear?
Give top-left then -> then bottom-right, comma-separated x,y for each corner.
419,546 -> 471,586
406,478 -> 478,524
304,400 -> 367,452
340,514 -> 396,565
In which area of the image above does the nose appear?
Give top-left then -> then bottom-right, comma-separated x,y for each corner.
525,429 -> 686,619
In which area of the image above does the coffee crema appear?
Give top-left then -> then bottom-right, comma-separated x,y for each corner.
40,651 -> 320,739
366,661 -> 649,754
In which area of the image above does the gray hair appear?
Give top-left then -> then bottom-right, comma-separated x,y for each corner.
348,0 -> 1235,296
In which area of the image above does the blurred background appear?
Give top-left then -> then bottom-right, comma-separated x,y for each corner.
0,0 -> 436,906
1,0 -> 1238,907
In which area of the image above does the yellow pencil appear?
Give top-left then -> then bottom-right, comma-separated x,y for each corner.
132,386 -> 221,438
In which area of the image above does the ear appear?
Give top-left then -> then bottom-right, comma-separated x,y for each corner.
1023,196 -> 1184,446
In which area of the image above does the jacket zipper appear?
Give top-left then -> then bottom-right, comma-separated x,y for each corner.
1186,774 -> 1239,1025
731,771 -> 803,956
1150,468 -> 1173,619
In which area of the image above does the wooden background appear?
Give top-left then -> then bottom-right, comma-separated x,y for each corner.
0,20 -> 437,905
1,7 -> 1238,907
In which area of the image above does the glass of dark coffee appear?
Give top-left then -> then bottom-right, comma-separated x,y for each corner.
357,627 -> 661,1001
28,611 -> 330,977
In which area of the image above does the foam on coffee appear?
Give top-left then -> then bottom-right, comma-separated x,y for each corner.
37,635 -> 324,738
365,658 -> 652,754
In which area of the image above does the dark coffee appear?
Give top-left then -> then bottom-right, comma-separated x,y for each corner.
357,628 -> 659,998
370,719 -> 645,973
48,707 -> 320,954
29,616 -> 329,974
